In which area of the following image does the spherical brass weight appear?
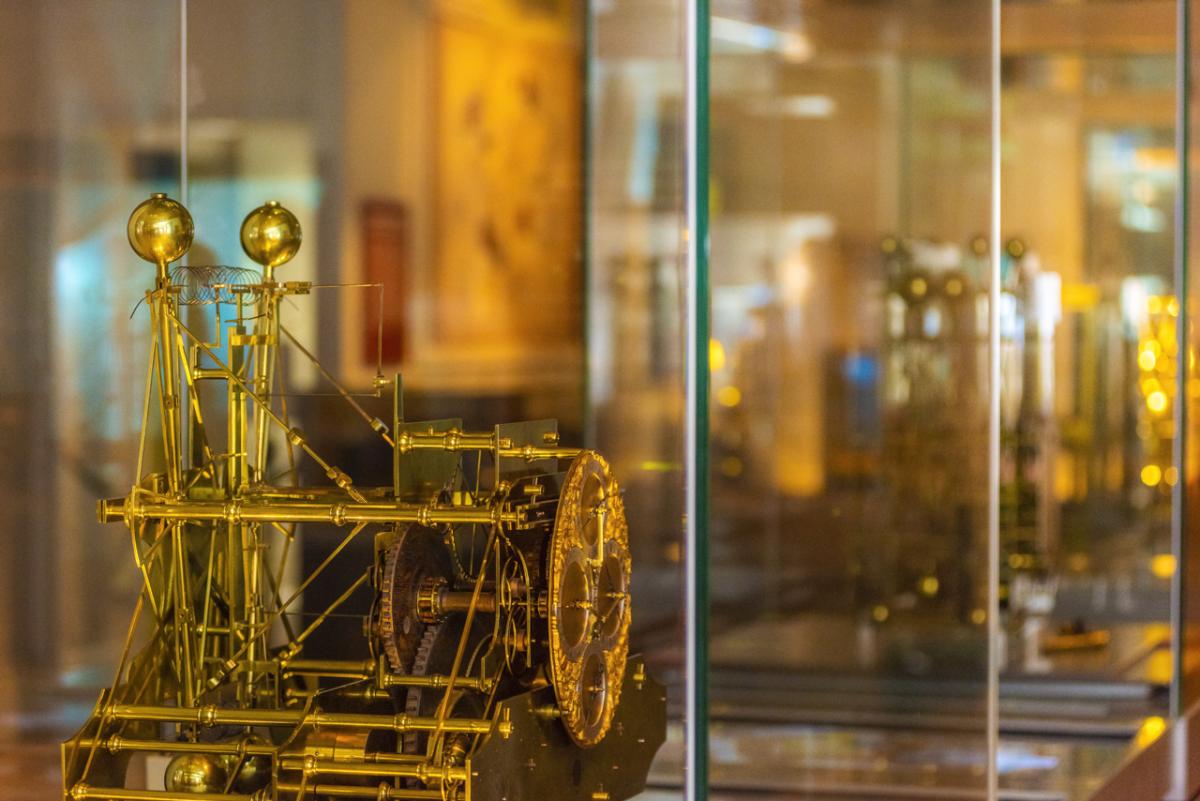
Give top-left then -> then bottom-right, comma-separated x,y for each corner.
547,450 -> 631,747
127,193 -> 193,273
164,753 -> 227,794
240,200 -> 302,275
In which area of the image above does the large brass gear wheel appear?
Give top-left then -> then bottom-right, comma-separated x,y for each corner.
378,525 -> 454,673
546,450 -> 632,747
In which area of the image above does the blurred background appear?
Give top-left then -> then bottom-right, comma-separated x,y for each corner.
0,1 -> 1197,800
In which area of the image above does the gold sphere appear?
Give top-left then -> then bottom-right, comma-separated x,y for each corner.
127,193 -> 194,266
240,200 -> 302,269
164,753 -> 227,794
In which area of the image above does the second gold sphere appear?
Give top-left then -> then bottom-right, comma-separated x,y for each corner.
240,201 -> 302,270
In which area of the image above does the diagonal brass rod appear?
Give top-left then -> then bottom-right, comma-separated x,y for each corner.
168,309 -> 366,503
278,322 -> 394,448
204,524 -> 369,690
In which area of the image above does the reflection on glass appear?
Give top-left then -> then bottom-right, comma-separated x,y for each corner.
0,1 -> 691,797
1187,0 -> 1200,720
1000,19 -> 1176,791
707,1 -> 992,798
0,2 -> 181,795
587,4 -> 690,798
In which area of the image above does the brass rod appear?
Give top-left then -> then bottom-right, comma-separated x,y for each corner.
204,523 -> 368,691
154,291 -> 183,495
101,498 -> 521,526
170,522 -> 195,707
276,782 -> 445,800
278,322 -> 394,448
250,283 -> 278,480
438,590 -> 497,615
277,663 -> 493,692
278,757 -> 467,782
287,571 -> 369,650
169,309 -> 366,504
285,686 -> 388,703
68,786 -> 250,801
106,704 -> 499,735
283,659 -> 374,675
381,673 -> 492,691
395,430 -> 580,461
74,737 -> 275,757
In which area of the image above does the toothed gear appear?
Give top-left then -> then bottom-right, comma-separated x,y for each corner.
401,618 -> 490,759
378,525 -> 455,673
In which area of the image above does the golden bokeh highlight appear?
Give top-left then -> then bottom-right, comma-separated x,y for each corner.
1141,464 -> 1162,486
717,385 -> 742,408
1150,553 -> 1176,580
709,338 -> 727,372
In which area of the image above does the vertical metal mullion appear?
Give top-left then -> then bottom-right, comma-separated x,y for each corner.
1171,0 -> 1189,723
987,0 -> 1002,799
685,0 -> 710,799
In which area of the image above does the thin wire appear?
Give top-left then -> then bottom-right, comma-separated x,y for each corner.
179,0 -> 187,207
278,322 -> 394,447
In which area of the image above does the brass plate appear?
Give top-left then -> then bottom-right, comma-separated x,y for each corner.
469,656 -> 665,801
547,450 -> 631,747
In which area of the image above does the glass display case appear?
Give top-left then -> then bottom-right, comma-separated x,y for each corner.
702,2 -> 995,797
4,1 -> 1200,800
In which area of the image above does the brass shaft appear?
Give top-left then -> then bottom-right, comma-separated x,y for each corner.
437,589 -> 497,615
276,783 -> 447,800
278,757 -> 468,783
279,659 -> 493,691
283,658 -> 375,677
107,704 -> 499,735
381,672 -> 493,691
100,497 -> 521,526
69,787 -> 249,801
396,429 -> 580,461
74,737 -> 274,757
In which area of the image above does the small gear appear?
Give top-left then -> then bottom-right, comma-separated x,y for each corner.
378,525 -> 455,673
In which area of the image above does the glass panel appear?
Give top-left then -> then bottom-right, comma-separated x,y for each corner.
1185,0 -> 1200,776
1000,2 -> 1176,792
0,2 -> 181,795
702,2 -> 994,798
0,0 -> 684,798
586,0 -> 691,798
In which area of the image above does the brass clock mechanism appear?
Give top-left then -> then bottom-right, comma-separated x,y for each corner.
61,195 -> 665,801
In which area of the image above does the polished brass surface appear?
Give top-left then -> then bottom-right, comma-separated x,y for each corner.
547,451 -> 631,747
164,754 -> 227,794
127,193 -> 194,274
240,200 -> 302,274
60,197 -> 663,801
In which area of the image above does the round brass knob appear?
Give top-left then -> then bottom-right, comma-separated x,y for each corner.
127,193 -> 193,266
240,200 -> 302,270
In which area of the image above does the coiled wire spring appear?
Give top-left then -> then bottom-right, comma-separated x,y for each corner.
169,264 -> 261,305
